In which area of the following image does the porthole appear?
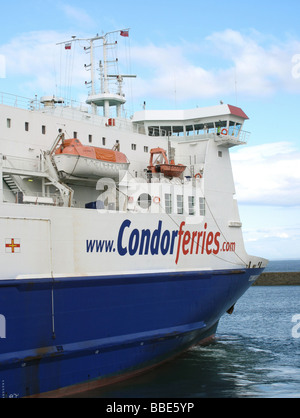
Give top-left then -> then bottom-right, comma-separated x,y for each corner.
137,193 -> 152,209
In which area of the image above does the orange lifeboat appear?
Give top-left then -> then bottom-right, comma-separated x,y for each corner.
147,148 -> 186,178
54,138 -> 129,180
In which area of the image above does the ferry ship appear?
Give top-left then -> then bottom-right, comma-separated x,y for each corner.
0,30 -> 267,398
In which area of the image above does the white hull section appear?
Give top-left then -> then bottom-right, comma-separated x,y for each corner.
0,201 -> 267,281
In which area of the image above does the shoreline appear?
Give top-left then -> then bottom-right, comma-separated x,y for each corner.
253,272 -> 300,286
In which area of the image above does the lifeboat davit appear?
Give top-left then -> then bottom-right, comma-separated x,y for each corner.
147,148 -> 186,178
53,138 -> 129,180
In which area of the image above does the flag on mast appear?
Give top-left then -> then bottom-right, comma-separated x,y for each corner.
120,30 -> 129,37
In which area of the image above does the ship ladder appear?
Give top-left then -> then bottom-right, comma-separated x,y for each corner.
3,174 -> 25,202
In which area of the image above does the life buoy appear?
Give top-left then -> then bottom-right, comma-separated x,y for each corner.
221,128 -> 228,135
195,173 -> 202,179
153,196 -> 160,204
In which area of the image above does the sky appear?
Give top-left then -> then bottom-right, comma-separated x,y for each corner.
0,0 -> 300,260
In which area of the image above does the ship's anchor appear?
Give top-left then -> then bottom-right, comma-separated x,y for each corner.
227,304 -> 235,315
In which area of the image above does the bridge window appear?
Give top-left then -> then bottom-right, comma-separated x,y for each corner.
203,122 -> 215,134
194,123 -> 204,135
216,121 -> 228,135
148,126 -> 160,136
186,125 -> 194,136
231,122 -> 242,137
173,126 -> 184,137
228,121 -> 242,137
160,126 -> 172,136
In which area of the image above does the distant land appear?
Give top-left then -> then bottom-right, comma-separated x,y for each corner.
253,272 -> 300,286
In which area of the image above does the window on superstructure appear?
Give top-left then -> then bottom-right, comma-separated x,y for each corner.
42,125 -> 46,135
25,122 -> 29,132
199,197 -> 206,216
89,134 -> 92,143
148,126 -> 162,136
194,123 -> 204,135
73,132 -> 77,139
216,121 -> 228,135
233,122 -> 242,137
160,126 -> 172,137
172,126 -> 184,137
177,195 -> 184,215
144,146 -> 148,153
165,194 -> 172,214
204,122 -> 215,134
188,196 -> 195,215
229,121 -> 235,136
131,144 -> 136,151
6,118 -> 11,128
102,137 -> 106,146
186,125 -> 194,136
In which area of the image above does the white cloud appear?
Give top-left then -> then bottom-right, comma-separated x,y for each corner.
0,54 -> 5,78
243,226 -> 300,260
130,43 -> 228,101
2,28 -> 300,104
245,228 -> 292,243
59,4 -> 96,28
238,204 -> 300,260
231,142 -> 300,206
0,30 -> 88,96
206,29 -> 296,96
130,29 -> 300,102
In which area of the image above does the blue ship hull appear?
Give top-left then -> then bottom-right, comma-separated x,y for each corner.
0,268 -> 263,397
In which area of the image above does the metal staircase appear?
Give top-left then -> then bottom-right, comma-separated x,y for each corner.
3,173 -> 25,202
1,144 -> 74,207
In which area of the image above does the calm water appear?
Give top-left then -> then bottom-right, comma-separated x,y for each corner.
265,259 -> 300,273
73,262 -> 300,399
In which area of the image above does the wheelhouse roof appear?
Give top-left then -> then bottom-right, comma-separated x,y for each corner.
132,104 -> 249,123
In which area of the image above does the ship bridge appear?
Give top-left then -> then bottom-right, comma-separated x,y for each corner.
132,104 -> 250,147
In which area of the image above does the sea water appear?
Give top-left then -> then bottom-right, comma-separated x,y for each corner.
73,261 -> 300,398
265,259 -> 300,273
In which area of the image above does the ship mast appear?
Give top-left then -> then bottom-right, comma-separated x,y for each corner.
57,29 -> 136,118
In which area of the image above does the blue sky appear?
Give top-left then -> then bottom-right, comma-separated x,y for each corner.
0,0 -> 300,260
